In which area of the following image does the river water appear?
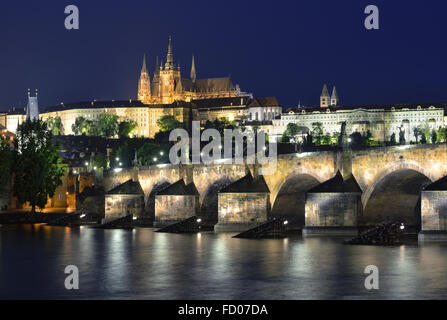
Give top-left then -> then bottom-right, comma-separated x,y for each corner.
1,224 -> 447,300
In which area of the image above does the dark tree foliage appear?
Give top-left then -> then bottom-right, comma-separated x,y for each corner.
156,115 -> 184,132
13,120 -> 66,213
118,120 -> 137,138
0,136 -> 12,185
203,117 -> 236,135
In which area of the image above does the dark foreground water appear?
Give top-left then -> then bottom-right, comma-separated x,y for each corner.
1,224 -> 447,299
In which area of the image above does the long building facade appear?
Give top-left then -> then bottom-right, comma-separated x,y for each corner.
270,84 -> 447,143
3,37 -> 284,138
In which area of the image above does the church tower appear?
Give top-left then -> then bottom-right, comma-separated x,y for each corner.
191,55 -> 196,83
320,84 -> 330,108
137,54 -> 151,104
331,86 -> 339,106
159,36 -> 182,104
26,89 -> 39,121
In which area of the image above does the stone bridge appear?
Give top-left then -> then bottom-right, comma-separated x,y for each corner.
102,144 -> 447,226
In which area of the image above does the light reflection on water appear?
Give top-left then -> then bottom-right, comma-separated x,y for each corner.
1,224 -> 447,299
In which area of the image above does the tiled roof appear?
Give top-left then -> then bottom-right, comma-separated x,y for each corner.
248,97 -> 280,108
191,96 -> 252,109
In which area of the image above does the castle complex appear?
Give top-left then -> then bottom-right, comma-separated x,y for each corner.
1,38 -> 446,144
137,37 -> 245,104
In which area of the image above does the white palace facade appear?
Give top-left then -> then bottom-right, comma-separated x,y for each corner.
269,84 -> 447,143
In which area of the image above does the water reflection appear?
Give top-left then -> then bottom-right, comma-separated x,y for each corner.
1,225 -> 447,299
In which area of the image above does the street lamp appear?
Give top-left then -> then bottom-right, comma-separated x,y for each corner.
160,151 -> 164,156
153,157 -> 158,162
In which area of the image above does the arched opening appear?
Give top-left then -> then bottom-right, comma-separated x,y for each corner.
200,177 -> 233,224
363,169 -> 432,227
146,180 -> 171,219
271,174 -> 320,227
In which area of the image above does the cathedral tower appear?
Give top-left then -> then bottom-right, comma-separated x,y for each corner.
138,54 -> 151,104
331,86 -> 339,106
191,55 -> 196,83
159,36 -> 181,104
320,84 -> 330,108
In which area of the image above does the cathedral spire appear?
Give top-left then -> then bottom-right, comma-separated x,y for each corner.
165,36 -> 174,70
138,54 -> 151,104
331,86 -> 339,106
191,55 -> 196,82
141,53 -> 148,73
320,84 -> 330,108
155,56 -> 159,72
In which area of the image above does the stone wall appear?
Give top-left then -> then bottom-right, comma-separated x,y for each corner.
77,195 -> 105,218
216,192 -> 269,231
155,195 -> 200,226
305,192 -> 362,227
104,194 -> 144,222
421,191 -> 447,231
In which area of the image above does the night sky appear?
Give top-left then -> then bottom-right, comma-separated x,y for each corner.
1,0 -> 447,111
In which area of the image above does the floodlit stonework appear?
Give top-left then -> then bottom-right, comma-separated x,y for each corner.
154,179 -> 200,227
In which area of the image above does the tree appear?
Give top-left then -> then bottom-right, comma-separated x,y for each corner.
71,116 -> 94,135
48,117 -> 63,135
311,122 -> 323,144
204,117 -> 235,134
331,132 -> 340,146
349,132 -> 363,147
390,133 -> 397,145
99,112 -> 119,137
13,120 -> 66,213
284,123 -> 300,138
431,129 -> 438,144
137,143 -> 158,165
118,120 -> 137,138
420,132 -> 427,144
413,126 -> 423,143
422,125 -> 431,144
437,127 -> 447,143
157,115 -> 183,132
0,136 -> 12,186
91,153 -> 106,169
321,134 -> 332,145
363,130 -> 374,146
399,128 -> 406,145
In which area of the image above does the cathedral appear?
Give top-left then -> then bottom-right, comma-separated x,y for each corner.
137,37 -> 244,105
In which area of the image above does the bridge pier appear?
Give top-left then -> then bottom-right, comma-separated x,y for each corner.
215,172 -> 270,232
418,176 -> 447,242
303,171 -> 363,237
154,180 -> 200,228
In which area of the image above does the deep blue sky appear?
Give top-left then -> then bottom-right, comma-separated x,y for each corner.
1,0 -> 447,111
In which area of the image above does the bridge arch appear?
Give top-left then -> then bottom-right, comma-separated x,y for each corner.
269,168 -> 326,206
362,161 -> 434,226
270,170 -> 323,226
199,176 -> 236,223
